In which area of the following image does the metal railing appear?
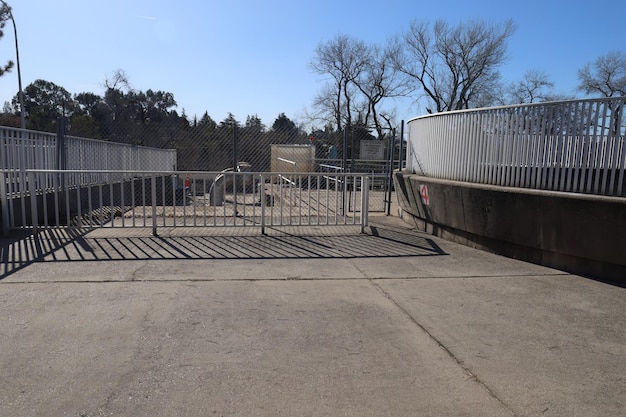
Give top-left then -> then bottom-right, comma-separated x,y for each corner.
1,126 -> 178,233
1,126 -> 177,172
407,97 -> 626,197
21,170 -> 370,235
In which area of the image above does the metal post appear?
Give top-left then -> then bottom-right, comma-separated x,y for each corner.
361,175 -> 369,234
341,127 -> 348,215
386,128 -> 396,216
0,168 -> 9,235
232,124 -> 238,217
28,170 -> 38,234
342,127 -> 348,173
260,174 -> 266,235
151,174 -> 158,236
398,120 -> 405,171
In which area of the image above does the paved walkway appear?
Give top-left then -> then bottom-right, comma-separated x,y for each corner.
1,215 -> 624,416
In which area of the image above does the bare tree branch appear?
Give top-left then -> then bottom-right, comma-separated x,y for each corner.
394,18 -> 515,112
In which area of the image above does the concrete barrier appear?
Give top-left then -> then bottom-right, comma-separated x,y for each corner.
394,172 -> 626,283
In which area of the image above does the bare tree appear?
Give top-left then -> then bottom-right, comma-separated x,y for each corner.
506,69 -> 555,104
353,43 -> 407,136
577,51 -> 626,98
577,52 -> 626,136
394,19 -> 515,113
310,34 -> 369,130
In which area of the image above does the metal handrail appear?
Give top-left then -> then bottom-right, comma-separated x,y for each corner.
407,97 -> 626,197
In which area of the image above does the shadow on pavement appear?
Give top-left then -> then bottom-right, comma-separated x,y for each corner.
1,223 -> 447,280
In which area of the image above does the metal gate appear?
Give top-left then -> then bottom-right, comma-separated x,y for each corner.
12,170 -> 372,235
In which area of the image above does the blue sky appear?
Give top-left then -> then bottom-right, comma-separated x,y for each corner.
1,0 -> 624,129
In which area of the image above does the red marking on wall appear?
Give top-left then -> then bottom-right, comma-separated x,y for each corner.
420,184 -> 429,206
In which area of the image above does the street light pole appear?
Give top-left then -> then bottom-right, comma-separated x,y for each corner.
1,1 -> 25,129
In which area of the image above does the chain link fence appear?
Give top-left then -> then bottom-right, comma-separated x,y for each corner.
2,117 -> 402,233
94,118 -> 400,212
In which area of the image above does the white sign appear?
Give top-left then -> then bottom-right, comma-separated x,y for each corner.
359,140 -> 385,160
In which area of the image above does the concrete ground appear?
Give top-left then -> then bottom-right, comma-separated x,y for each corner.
0,215 -> 624,417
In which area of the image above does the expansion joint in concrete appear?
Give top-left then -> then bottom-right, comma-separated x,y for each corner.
368,279 -> 518,417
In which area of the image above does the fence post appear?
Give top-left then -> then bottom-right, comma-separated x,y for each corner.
28,170 -> 38,234
151,174 -> 158,236
398,120 -> 405,171
361,175 -> 369,234
56,117 -> 66,170
260,174 -> 266,235
386,128 -> 396,215
0,169 -> 8,235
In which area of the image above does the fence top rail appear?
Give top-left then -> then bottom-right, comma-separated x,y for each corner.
24,169 -> 370,177
407,96 -> 626,123
1,125 -> 56,135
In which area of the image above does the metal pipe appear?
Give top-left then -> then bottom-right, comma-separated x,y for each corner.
386,128 -> 396,216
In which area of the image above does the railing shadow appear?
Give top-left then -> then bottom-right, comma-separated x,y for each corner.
1,223 -> 447,280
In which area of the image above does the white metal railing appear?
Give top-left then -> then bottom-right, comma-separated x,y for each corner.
1,126 -> 177,174
1,126 -> 177,233
407,97 -> 626,197
20,170 -> 370,234
1,127 -> 178,199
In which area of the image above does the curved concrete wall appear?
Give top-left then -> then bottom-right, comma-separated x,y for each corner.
394,173 -> 626,283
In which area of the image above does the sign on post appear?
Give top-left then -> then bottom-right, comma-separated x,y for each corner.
359,140 -> 384,160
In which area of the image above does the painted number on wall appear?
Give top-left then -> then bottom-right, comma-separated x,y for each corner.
420,184 -> 430,206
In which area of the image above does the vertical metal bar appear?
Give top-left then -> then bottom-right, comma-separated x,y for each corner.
141,176 -> 147,227
1,169 -> 10,233
224,173 -> 228,226
334,174 -> 339,225
172,174 -> 177,228
326,172 -> 330,225
545,105 -> 556,190
131,175 -> 136,228
120,174 -> 125,228
576,101 -> 591,193
598,100 -> 611,194
486,110 -> 497,184
583,102 -> 597,192
151,174 -> 158,236
361,175 -> 369,233
398,120 -> 405,171
28,171 -> 38,234
595,100 -> 610,194
203,177 -> 207,227
241,174 -> 246,225
615,100 -> 626,197
108,174 -> 114,228
99,183 -> 104,226
510,108 -> 521,187
288,174 -> 293,225
607,99 -> 623,195
161,176 -> 166,227
307,174 -> 311,225
386,128 -> 396,215
535,104 -> 549,189
270,175 -> 276,227
191,176 -> 196,226
65,171 -> 71,227
87,178 -> 93,227
562,102 -> 576,192
260,174 -> 266,235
